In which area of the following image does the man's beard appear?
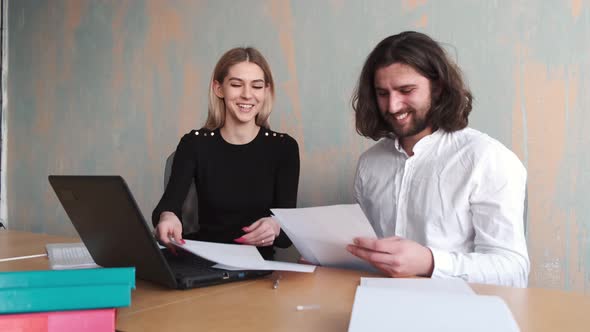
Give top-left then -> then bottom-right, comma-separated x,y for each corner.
383,106 -> 430,138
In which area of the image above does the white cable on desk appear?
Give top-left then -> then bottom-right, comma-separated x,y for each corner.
0,253 -> 47,262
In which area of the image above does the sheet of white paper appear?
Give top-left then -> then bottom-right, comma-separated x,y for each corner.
175,240 -> 315,273
272,204 -> 378,271
175,240 -> 266,269
360,277 -> 475,295
348,287 -> 520,332
213,262 -> 315,273
276,219 -> 321,265
262,260 -> 316,273
212,263 -> 245,271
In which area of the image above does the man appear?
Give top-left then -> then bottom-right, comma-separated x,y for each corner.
346,31 -> 529,287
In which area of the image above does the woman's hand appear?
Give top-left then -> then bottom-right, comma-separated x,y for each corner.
234,217 -> 280,247
154,212 -> 185,253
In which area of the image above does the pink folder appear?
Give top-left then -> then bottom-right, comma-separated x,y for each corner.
0,308 -> 115,332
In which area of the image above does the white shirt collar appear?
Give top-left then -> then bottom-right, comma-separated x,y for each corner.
391,129 -> 443,156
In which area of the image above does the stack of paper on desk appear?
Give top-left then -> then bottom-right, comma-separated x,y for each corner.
360,277 -> 476,295
348,278 -> 520,332
272,204 -> 378,271
173,240 -> 315,273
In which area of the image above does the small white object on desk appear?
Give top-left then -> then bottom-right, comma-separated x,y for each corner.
0,253 -> 47,262
296,304 -> 321,311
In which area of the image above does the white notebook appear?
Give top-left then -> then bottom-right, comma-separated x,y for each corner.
45,242 -> 100,270
348,286 -> 520,332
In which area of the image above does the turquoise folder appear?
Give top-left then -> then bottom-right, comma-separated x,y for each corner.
0,267 -> 135,314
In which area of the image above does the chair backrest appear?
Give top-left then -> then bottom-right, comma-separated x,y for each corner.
523,186 -> 528,237
163,152 -> 199,233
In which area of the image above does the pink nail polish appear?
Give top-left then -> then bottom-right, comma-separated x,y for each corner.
242,227 -> 248,231
234,238 -> 245,243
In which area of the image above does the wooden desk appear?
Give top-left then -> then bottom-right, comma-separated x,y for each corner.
2,230 -> 589,332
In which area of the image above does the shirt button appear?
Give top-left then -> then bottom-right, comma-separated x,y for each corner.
265,132 -> 269,136
273,133 -> 277,137
195,131 -> 199,135
211,132 -> 215,136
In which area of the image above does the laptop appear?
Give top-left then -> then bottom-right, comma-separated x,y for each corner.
48,175 -> 271,289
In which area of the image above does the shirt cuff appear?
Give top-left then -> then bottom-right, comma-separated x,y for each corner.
429,247 -> 455,278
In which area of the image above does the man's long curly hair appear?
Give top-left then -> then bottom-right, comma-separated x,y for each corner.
352,31 -> 473,140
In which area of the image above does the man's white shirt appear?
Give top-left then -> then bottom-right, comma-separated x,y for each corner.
354,128 -> 530,287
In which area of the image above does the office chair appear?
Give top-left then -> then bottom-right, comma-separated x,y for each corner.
523,187 -> 528,237
163,152 -> 200,234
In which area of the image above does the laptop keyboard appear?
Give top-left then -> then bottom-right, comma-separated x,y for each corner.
161,249 -> 221,276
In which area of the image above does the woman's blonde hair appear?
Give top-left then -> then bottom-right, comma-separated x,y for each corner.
205,47 -> 275,130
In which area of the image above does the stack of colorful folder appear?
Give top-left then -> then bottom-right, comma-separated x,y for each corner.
0,267 -> 135,332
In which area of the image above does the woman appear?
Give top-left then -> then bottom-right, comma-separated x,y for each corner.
152,47 -> 299,260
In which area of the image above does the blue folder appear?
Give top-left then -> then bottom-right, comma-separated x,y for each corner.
0,267 -> 135,314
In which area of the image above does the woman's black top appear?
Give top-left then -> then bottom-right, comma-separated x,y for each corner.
152,127 -> 300,259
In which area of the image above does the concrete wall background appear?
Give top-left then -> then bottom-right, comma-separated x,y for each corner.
6,0 -> 590,293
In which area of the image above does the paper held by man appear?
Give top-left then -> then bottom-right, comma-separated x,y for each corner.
272,204 -> 378,272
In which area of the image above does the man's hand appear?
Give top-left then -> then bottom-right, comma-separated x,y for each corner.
234,217 -> 280,247
346,236 -> 434,277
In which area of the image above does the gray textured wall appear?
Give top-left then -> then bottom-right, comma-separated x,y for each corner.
7,0 -> 590,293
